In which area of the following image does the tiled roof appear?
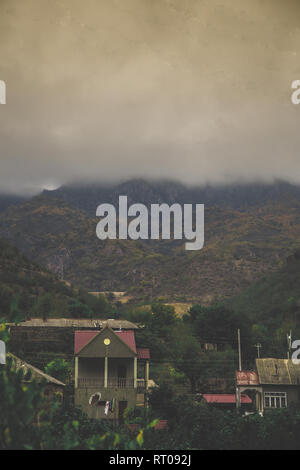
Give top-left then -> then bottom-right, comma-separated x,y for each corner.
137,348 -> 150,359
256,358 -> 300,385
203,394 -> 252,404
236,360 -> 300,386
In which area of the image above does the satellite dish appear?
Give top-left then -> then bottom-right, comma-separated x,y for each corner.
89,392 -> 101,406
0,340 -> 6,365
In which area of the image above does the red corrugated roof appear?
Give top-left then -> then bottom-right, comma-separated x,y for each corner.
137,348 -> 150,359
203,394 -> 252,404
74,331 -> 99,354
236,370 -> 259,386
75,329 -> 138,354
116,330 -> 136,353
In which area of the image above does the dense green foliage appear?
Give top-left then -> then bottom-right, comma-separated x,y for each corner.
148,392 -> 300,450
2,358 -> 300,450
0,355 -> 45,449
126,303 -> 237,392
227,249 -> 300,357
44,358 -> 71,383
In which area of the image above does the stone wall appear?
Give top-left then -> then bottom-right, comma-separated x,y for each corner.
9,325 -> 81,369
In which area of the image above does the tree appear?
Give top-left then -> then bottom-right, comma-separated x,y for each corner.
171,327 -> 204,392
45,359 -> 71,383
151,303 -> 177,335
9,294 -> 22,322
68,299 -> 92,318
33,293 -> 54,320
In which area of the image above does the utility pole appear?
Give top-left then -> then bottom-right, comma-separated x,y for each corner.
238,328 -> 242,371
253,343 -> 262,358
287,331 -> 292,359
59,257 -> 64,281
236,329 -> 242,412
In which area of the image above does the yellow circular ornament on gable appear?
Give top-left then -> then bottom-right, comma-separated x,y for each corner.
104,338 -> 111,346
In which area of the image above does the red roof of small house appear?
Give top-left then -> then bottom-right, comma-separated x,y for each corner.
74,329 -> 138,354
236,370 -> 259,386
203,394 -> 252,404
137,348 -> 150,359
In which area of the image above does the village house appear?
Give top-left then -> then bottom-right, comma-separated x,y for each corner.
74,325 -> 150,422
7,318 -> 139,370
236,358 -> 300,413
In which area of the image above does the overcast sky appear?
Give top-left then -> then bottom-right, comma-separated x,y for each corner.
1,0 -> 300,195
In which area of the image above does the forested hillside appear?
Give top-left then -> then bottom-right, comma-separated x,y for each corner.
0,238 -> 112,321
227,249 -> 300,353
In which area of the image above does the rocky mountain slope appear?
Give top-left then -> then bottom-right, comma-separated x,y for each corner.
1,179 -> 300,301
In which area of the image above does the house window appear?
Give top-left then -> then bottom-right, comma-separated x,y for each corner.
264,392 -> 287,409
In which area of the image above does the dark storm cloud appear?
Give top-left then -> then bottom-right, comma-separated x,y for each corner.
1,0 -> 300,194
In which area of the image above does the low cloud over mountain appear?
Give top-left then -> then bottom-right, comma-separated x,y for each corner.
1,0 -> 300,194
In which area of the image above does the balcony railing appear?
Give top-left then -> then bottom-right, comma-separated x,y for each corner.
78,377 -> 104,388
77,377 -> 146,389
137,379 -> 146,390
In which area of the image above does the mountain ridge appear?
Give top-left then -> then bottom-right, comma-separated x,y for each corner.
43,178 -> 300,215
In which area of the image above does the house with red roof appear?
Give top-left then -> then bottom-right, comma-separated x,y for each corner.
201,393 -> 252,411
74,325 -> 150,422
